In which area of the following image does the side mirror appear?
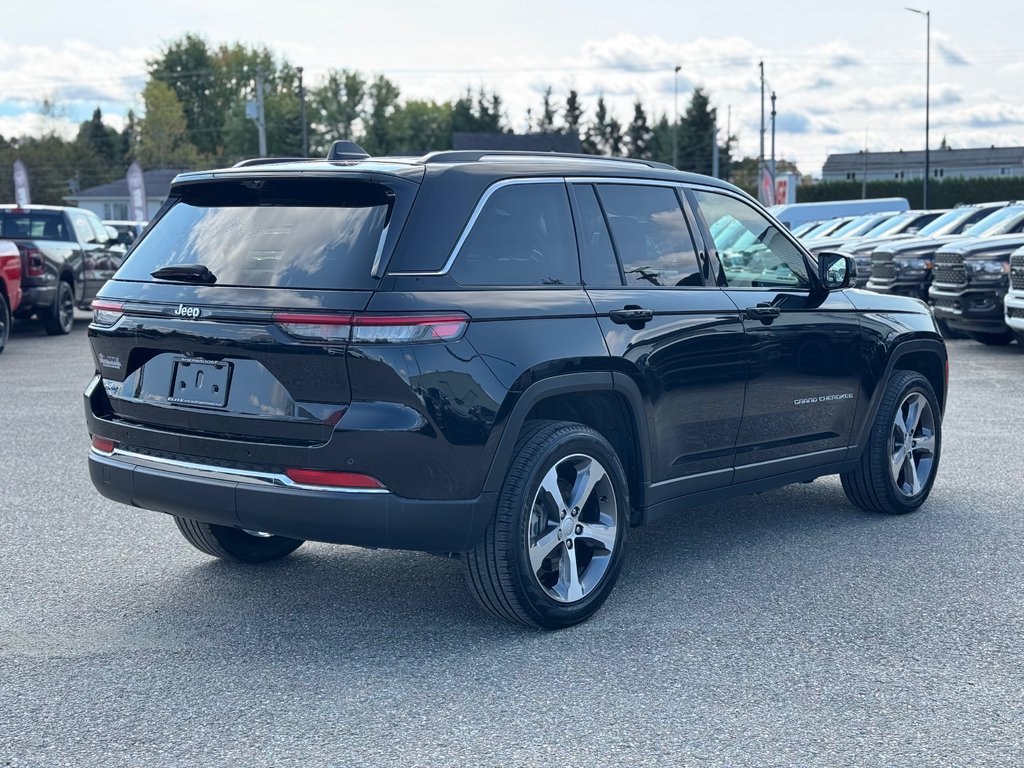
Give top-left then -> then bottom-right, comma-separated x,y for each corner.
104,225 -> 119,243
817,251 -> 856,291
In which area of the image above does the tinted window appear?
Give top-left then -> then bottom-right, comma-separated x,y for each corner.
87,213 -> 111,244
692,190 -> 811,289
115,178 -> 390,290
450,182 -> 578,287
572,184 -> 622,287
0,211 -> 73,241
71,213 -> 99,244
597,184 -> 701,287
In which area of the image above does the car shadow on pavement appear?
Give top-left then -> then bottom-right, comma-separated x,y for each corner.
119,476 -> 910,655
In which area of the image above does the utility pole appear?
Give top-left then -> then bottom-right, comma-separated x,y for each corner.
254,69 -> 268,157
906,7 -> 931,207
297,66 -> 308,158
673,65 -> 681,168
759,61 -> 766,203
711,110 -> 719,178
770,91 -> 777,201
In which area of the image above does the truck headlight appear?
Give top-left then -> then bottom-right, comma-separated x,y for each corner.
966,260 -> 1009,282
895,257 -> 932,276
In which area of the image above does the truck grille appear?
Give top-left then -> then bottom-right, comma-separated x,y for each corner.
932,253 -> 966,287
1008,306 -> 1024,319
1011,253 -> 1024,291
870,251 -> 896,280
932,295 -> 959,311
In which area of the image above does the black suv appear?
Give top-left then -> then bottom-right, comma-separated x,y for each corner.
85,147 -> 948,628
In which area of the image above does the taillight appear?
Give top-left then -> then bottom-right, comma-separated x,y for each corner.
91,299 -> 124,326
22,246 -> 45,277
285,468 -> 387,490
272,312 -> 469,343
91,436 -> 116,454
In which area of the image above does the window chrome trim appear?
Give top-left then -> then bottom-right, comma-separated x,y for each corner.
387,177 -> 566,277
93,447 -> 391,494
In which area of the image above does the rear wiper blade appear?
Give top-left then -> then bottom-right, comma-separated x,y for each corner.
150,263 -> 217,284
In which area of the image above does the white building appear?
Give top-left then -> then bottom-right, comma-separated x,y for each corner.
822,146 -> 1024,183
64,168 -> 187,220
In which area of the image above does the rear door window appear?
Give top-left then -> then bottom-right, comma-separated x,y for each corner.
450,181 -> 579,287
115,178 -> 392,290
572,184 -> 622,287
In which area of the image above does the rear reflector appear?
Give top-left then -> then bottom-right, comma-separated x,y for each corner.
285,468 -> 387,490
272,312 -> 468,343
91,436 -> 116,454
91,299 -> 124,326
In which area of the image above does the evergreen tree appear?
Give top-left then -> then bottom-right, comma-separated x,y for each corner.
677,87 -> 717,174
538,86 -> 557,133
564,90 -> 583,139
626,100 -> 652,159
584,96 -> 610,154
77,108 -> 121,172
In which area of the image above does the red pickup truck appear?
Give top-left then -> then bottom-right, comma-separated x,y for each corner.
0,239 -> 22,353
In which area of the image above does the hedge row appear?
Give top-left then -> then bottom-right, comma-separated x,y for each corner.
797,177 -> 1024,208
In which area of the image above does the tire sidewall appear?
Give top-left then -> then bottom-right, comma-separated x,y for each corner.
507,429 -> 629,627
0,291 -> 9,352
878,374 -> 942,512
56,281 -> 74,334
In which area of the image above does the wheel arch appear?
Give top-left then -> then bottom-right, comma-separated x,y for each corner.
852,338 -> 947,456
482,373 -> 651,523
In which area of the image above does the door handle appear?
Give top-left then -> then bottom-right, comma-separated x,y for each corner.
744,303 -> 781,322
609,306 -> 654,327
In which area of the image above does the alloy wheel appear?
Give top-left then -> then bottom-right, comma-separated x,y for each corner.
890,391 -> 937,497
527,453 -> 618,603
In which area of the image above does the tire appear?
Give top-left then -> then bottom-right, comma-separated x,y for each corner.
42,279 -> 75,335
1013,329 -> 1024,347
936,318 -> 966,340
464,420 -> 629,629
0,291 -> 9,354
173,516 -> 304,563
841,370 -> 941,515
966,330 -> 1014,346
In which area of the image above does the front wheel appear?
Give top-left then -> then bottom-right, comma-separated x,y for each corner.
465,420 -> 629,629
42,279 -> 75,335
841,370 -> 941,514
173,516 -> 304,563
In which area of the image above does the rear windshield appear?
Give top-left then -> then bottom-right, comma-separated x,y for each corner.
0,211 -> 73,241
115,178 -> 391,289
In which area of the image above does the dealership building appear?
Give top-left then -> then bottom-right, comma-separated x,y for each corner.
822,146 -> 1024,183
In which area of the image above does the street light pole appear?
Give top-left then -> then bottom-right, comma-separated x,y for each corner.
673,65 -> 681,168
906,7 -> 931,208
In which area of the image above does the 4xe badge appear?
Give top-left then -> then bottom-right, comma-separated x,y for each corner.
174,304 -> 202,319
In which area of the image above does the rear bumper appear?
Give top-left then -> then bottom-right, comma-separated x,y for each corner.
88,449 -> 495,552
15,284 -> 56,314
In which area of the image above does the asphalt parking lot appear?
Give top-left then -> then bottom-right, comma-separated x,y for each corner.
1,316 -> 1022,767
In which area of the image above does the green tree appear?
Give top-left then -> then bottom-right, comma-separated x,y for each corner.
361,75 -> 402,155
310,69 -> 367,154
148,34 -> 223,157
582,95 -> 608,154
677,87 -> 717,174
76,108 -> 121,172
564,90 -> 583,139
626,100 -> 651,159
538,86 -> 557,133
137,80 -> 201,168
392,100 -> 452,154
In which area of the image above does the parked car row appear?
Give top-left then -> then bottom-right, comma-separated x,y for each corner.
793,202 -> 1024,347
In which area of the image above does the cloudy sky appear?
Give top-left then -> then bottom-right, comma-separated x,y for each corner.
2,0 -> 1022,175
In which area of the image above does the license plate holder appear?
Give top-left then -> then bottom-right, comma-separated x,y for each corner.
168,359 -> 232,408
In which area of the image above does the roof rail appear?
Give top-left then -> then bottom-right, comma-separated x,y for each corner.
232,157 -> 316,168
417,150 -> 677,171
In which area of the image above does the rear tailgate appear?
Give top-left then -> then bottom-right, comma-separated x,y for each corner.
88,172 -> 417,449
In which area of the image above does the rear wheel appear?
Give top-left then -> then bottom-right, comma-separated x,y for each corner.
173,516 -> 304,563
841,370 -> 941,515
464,420 -> 628,629
966,330 -> 1013,346
0,291 -> 10,353
42,279 -> 74,335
